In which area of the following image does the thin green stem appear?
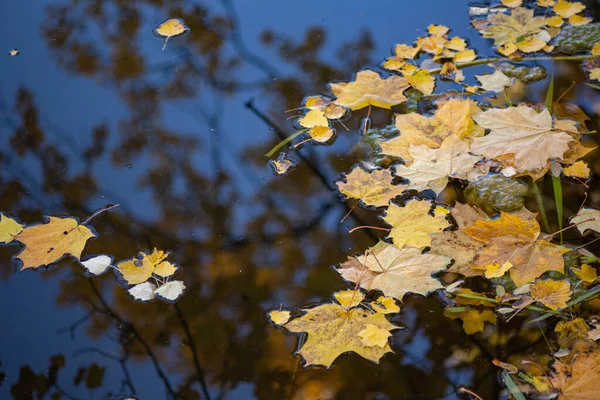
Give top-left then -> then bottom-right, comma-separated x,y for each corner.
545,73 -> 554,112
455,293 -> 497,304
530,181 -> 551,233
552,175 -> 564,243
265,128 -> 307,157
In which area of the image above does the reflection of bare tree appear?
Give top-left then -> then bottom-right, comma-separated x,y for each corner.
4,0 -> 600,398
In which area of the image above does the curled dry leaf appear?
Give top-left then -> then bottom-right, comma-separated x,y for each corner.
329,70 -> 410,110
15,217 -> 96,270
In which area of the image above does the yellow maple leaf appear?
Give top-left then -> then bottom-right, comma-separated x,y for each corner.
530,279 -> 572,310
15,217 -> 96,270
370,296 -> 401,314
269,310 -> 291,325
378,98 -> 483,162
563,160 -> 590,178
590,68 -> 600,81
401,65 -> 435,95
395,136 -> 482,195
336,167 -> 407,207
592,43 -> 600,57
550,351 -> 600,399
462,212 -> 570,286
298,109 -> 328,128
358,324 -> 392,348
553,1 -> 586,18
471,105 -> 575,172
337,242 -> 451,301
329,70 -> 409,110
383,200 -> 449,249
117,248 -> 178,285
334,290 -> 364,309
480,7 -> 547,46
0,214 -> 23,244
283,297 -> 399,368
428,24 -> 449,36
153,18 -> 189,50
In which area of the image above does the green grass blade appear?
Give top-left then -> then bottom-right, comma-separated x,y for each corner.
545,73 -> 554,112
455,293 -> 498,304
531,181 -> 551,233
265,129 -> 307,157
584,82 -> 600,90
552,175 -> 563,242
568,285 -> 600,307
503,372 -> 526,400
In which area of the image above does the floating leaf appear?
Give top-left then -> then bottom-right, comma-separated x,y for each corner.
383,200 -> 449,249
329,70 -> 409,110
370,296 -> 401,314
550,351 -> 600,399
117,248 -> 178,285
571,208 -> 600,234
336,167 -> 407,207
530,279 -> 572,310
269,310 -> 291,326
475,70 -> 514,93
15,217 -> 96,270
153,18 -> 189,50
337,242 -> 451,301
553,1 -> 586,18
283,296 -> 399,368
9,49 -> 19,57
269,152 -> 297,176
154,280 -> 186,301
478,7 -> 547,46
80,255 -> 112,276
0,214 -> 23,244
563,160 -> 591,178
334,290 -> 364,309
128,282 -> 157,302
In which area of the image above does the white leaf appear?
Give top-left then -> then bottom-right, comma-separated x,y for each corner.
475,70 -> 514,93
80,255 -> 112,275
128,282 -> 157,302
155,281 -> 186,301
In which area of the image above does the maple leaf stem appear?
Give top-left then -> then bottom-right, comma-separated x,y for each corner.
546,217 -> 594,239
458,387 -> 484,400
340,200 -> 360,223
348,225 -> 390,234
81,204 -> 120,226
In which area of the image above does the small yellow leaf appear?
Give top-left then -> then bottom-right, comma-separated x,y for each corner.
9,49 -> 19,57
569,14 -> 592,26
538,0 -> 555,6
370,296 -> 401,314
498,43 -> 518,56
553,1 -> 586,18
501,0 -> 522,7
563,160 -> 590,178
484,261 -> 513,278
154,18 -> 189,50
269,310 -> 291,325
592,43 -> 600,57
117,248 -> 177,284
590,68 -> 600,81
336,166 -> 407,207
308,126 -> 335,143
15,217 -> 96,270
382,56 -> 406,71
358,324 -> 393,348
516,36 -> 547,53
0,214 -> 23,243
402,66 -> 435,95
546,15 -> 565,27
453,49 -> 477,63
298,109 -> 328,128
446,37 -> 467,52
530,279 -> 572,310
154,260 -> 178,277
394,44 -> 420,59
334,290 -> 364,309
330,70 -> 409,110
428,24 -> 449,36
573,264 -> 597,283
465,85 -> 479,93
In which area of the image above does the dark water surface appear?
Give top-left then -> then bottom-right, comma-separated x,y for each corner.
1,0 -> 600,399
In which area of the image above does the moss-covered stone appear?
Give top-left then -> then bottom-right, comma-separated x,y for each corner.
497,63 -> 547,83
555,23 -> 600,54
465,174 -> 529,214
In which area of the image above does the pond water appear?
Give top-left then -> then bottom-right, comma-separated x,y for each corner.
1,0 -> 600,399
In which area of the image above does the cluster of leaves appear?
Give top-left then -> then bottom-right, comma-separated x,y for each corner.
267,0 -> 600,397
0,209 -> 185,302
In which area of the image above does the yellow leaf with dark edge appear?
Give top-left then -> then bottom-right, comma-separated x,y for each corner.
471,106 -> 575,172
550,351 -> 600,399
395,136 -> 482,196
308,126 -> 335,143
337,242 -> 451,301
573,264 -> 597,283
15,217 -> 96,271
358,324 -> 392,348
446,37 -> 467,51
298,109 -> 328,128
563,161 -> 590,178
303,95 -> 347,120
479,7 -> 547,46
117,248 -> 178,284
269,310 -> 291,326
462,212 -> 570,286
0,214 -> 23,244
516,36 -> 548,53
378,98 -> 483,163
445,309 -> 496,334
554,318 -> 595,352
553,0 -> 586,18
155,19 -> 188,38
530,279 -> 572,310
497,44 -> 519,57
571,208 -> 600,234
336,167 -> 407,208
329,70 -> 409,110
383,200 -> 449,249
283,300 -> 399,368
382,56 -> 406,71
370,296 -> 401,314
334,290 -> 364,309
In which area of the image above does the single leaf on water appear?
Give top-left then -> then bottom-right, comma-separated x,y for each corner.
530,279 -> 572,310
553,0 -> 586,18
0,214 -> 23,244
154,280 -> 186,301
269,310 -> 291,326
329,70 -> 410,110
153,18 -> 189,50
80,255 -> 112,276
336,167 -> 407,207
383,199 -> 449,249
128,281 -> 157,302
15,217 -> 97,270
